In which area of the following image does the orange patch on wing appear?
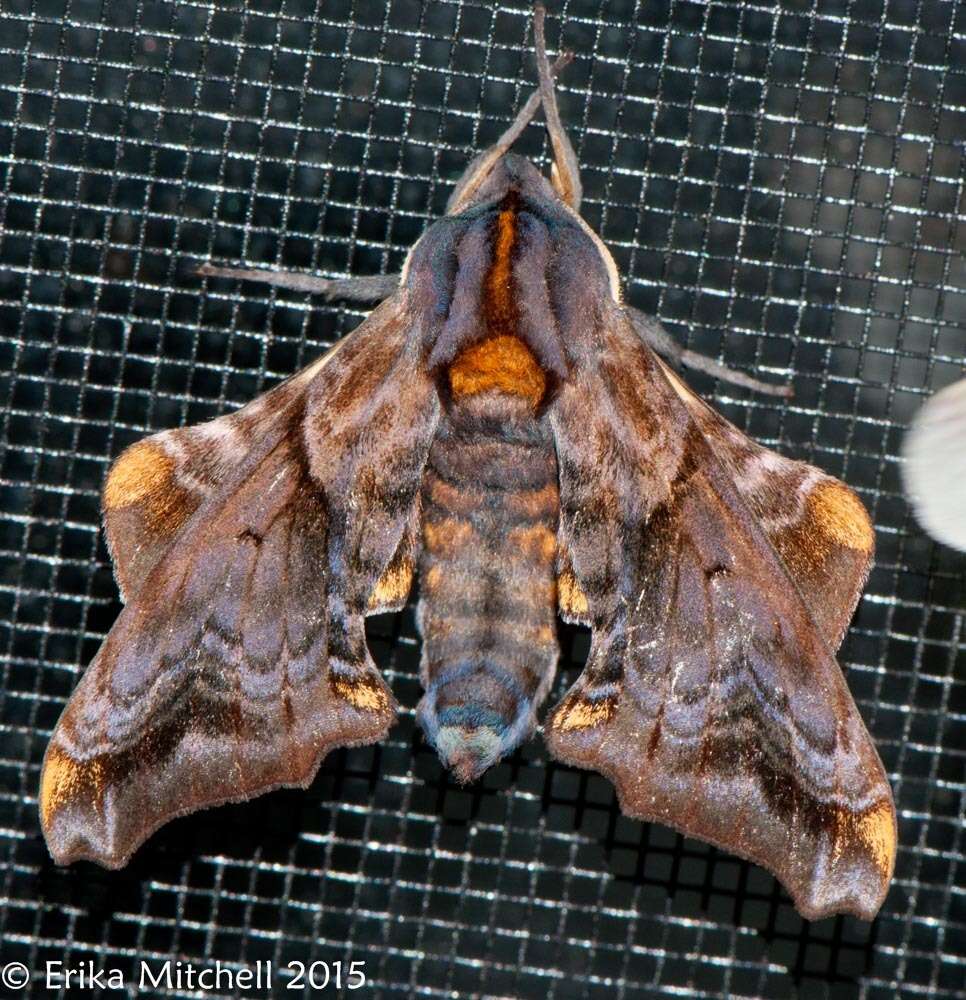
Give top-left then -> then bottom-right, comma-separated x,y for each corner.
103,440 -> 194,533
449,335 -> 547,405
553,693 -> 617,732
855,801 -> 897,877
103,441 -> 174,511
807,480 -> 874,553
368,556 -> 414,611
831,800 -> 896,877
508,523 -> 557,563
331,675 -> 391,714
558,570 -> 590,618
40,745 -> 106,829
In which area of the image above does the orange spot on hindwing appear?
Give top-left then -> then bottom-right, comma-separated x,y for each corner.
367,556 -> 414,611
553,692 -> 617,732
855,801 -> 896,877
557,569 -> 590,619
103,441 -> 174,511
807,480 -> 874,553
369,521 -> 417,612
830,800 -> 896,878
103,439 -> 194,533
331,675 -> 391,714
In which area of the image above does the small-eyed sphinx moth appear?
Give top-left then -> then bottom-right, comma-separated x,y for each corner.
40,6 -> 895,922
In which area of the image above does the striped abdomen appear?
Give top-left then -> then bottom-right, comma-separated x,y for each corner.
416,380 -> 560,781
414,193 -> 564,779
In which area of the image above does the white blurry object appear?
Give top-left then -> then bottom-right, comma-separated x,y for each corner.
901,377 -> 966,552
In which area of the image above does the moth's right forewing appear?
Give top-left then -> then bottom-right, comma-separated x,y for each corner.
41,295 -> 440,868
546,305 -> 895,921
659,362 -> 874,651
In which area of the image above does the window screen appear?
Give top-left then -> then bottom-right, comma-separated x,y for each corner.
0,1 -> 963,997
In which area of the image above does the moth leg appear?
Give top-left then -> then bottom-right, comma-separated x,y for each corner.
198,264 -> 400,303
534,5 -> 582,210
446,50 -> 573,214
626,306 -> 793,398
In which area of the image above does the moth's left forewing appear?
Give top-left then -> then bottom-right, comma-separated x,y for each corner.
102,366 -> 311,603
41,294 -> 439,868
546,305 -> 895,921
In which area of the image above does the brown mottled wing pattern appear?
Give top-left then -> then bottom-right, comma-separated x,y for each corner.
41,296 -> 439,867
658,361 -> 874,651
546,303 -> 894,921
101,360 -> 311,603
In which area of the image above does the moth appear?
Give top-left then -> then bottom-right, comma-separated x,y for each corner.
40,6 -> 895,922
902,377 -> 966,552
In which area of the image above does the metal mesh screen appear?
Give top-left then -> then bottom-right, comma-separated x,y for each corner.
1,0 -> 963,996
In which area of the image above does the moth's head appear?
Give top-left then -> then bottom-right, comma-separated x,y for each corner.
448,152 -> 562,214
444,5 -> 583,218
401,7 -> 622,308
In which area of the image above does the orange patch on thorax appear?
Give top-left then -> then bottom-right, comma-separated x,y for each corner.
488,201 -> 516,327
449,335 -> 546,404
447,201 -> 548,406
